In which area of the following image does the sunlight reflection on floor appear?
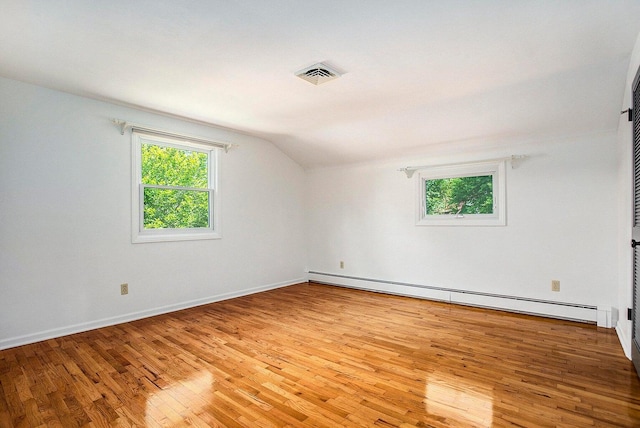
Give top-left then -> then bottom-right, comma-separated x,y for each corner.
146,371 -> 214,425
425,374 -> 494,427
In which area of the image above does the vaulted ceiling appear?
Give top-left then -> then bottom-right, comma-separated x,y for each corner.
2,1 -> 640,168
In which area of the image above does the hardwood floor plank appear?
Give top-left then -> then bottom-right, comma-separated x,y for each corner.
1,282 -> 640,427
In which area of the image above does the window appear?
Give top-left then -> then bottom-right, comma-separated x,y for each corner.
132,131 -> 220,243
416,160 -> 506,226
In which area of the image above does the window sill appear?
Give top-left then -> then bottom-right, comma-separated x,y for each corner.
416,215 -> 506,227
132,230 -> 221,244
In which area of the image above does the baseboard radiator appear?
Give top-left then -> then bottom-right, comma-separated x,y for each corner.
308,272 -> 611,327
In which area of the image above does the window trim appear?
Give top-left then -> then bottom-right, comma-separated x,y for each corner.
416,160 -> 506,226
131,131 -> 221,243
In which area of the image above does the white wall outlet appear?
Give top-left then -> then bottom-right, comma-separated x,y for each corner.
340,261 -> 344,269
121,283 -> 129,295
551,280 -> 560,292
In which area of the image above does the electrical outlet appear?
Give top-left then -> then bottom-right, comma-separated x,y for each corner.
551,280 -> 560,292
340,261 -> 344,269
121,283 -> 129,295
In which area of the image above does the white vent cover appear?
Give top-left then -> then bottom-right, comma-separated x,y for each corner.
295,63 -> 341,85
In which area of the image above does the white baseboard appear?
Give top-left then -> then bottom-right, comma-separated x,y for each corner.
0,277 -> 306,351
616,322 -> 632,360
309,272 -> 598,324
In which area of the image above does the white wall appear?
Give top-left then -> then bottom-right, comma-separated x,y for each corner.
0,64 -> 629,351
616,32 -> 640,359
307,132 -> 618,322
0,77 -> 307,349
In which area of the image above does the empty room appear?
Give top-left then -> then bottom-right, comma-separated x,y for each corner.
2,1 -> 640,426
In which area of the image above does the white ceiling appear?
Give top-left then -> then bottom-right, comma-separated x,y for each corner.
1,0 -> 640,168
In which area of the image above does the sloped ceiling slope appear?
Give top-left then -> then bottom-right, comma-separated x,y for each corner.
1,0 -> 640,168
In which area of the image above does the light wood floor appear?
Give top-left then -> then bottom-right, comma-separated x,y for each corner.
1,282 -> 639,427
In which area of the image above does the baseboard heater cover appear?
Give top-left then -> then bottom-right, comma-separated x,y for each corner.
308,271 -> 600,325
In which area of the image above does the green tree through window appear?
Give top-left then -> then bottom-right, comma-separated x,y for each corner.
141,144 -> 210,229
425,175 -> 493,215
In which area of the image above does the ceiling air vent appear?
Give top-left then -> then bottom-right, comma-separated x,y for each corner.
295,63 -> 341,85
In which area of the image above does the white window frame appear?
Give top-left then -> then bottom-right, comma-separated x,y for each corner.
132,131 -> 221,243
416,160 -> 506,226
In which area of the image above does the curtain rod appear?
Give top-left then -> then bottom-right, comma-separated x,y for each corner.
111,119 -> 237,153
398,155 -> 527,178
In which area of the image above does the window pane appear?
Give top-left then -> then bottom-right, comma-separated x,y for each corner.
141,144 -> 208,188
143,188 -> 210,229
425,175 -> 493,215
